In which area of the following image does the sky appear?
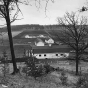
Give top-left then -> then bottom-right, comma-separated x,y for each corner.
0,0 -> 88,26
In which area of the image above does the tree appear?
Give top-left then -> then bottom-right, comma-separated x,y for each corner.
51,12 -> 88,75
0,0 -> 22,74
0,0 -> 54,74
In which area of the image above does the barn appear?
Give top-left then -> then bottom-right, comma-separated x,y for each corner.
25,45 -> 72,59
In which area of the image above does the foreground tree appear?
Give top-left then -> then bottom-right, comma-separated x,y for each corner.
0,0 -> 22,74
51,12 -> 88,75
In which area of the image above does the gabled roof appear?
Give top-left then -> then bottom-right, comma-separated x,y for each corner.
35,38 -> 44,43
13,38 -> 37,44
13,30 -> 48,39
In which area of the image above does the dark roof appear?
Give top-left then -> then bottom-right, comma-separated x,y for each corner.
31,45 -> 72,53
0,44 -> 32,50
13,38 -> 37,44
13,30 -> 48,39
36,38 -> 50,43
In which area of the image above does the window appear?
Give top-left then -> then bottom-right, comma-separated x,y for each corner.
39,54 -> 41,57
56,54 -> 58,56
44,54 -> 46,56
60,54 -> 64,56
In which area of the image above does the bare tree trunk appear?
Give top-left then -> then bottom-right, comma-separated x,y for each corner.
75,51 -> 79,75
5,8 -> 19,74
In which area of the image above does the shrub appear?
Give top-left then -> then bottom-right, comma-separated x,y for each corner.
30,66 -> 43,79
74,76 -> 87,88
59,71 -> 68,85
22,64 -> 46,79
55,67 -> 60,71
43,63 -> 55,74
22,57 -> 36,76
25,57 -> 37,68
22,66 -> 29,76
22,57 -> 46,79
55,67 -> 65,72
37,64 -> 46,75
0,51 -> 9,85
1,50 -> 9,76
22,58 -> 55,79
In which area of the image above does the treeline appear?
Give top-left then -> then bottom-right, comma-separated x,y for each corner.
0,24 -> 62,32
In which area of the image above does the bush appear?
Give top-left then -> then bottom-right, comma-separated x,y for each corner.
74,76 -> 87,88
55,67 -> 60,71
22,58 -> 55,79
37,64 -> 46,75
25,57 -> 37,68
22,64 -> 46,79
0,51 -> 9,86
43,63 -> 55,74
22,57 -> 47,79
55,67 -> 65,72
59,71 -> 68,85
22,66 -> 29,76
30,66 -> 44,79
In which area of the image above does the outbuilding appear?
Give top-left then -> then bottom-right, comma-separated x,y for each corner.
26,45 -> 72,59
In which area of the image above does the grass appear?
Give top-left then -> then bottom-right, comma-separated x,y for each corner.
0,69 -> 77,88
0,60 -> 88,88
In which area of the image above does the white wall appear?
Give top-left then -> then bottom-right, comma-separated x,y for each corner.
45,38 -> 54,44
34,53 -> 69,59
35,42 -> 44,46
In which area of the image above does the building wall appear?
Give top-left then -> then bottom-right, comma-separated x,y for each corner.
33,53 -> 69,59
45,38 -> 54,44
35,41 -> 44,46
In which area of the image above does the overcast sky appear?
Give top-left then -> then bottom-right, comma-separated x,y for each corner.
0,0 -> 88,26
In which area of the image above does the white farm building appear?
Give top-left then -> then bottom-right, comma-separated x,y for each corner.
25,45 -> 72,59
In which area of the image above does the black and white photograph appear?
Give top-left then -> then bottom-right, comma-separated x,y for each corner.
0,0 -> 88,88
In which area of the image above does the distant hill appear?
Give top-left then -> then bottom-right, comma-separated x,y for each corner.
0,24 -> 64,32
0,24 -> 44,32
1,24 -> 88,32
0,24 -> 88,40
